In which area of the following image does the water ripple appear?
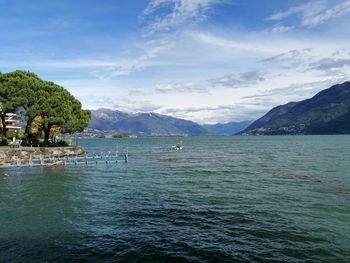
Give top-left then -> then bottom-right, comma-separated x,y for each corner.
1,136 -> 350,262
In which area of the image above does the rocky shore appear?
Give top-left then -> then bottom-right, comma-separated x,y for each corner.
0,146 -> 85,166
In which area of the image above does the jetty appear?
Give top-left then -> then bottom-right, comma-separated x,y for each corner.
0,145 -> 128,169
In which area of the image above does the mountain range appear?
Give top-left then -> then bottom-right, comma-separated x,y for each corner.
88,108 -> 207,136
202,121 -> 252,136
88,108 -> 251,136
241,81 -> 350,135
88,81 -> 350,136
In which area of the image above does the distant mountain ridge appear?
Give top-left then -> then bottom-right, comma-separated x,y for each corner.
203,121 -> 252,135
88,108 -> 250,136
241,81 -> 350,135
88,108 -> 208,136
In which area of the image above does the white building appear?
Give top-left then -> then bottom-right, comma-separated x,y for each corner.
4,113 -> 22,131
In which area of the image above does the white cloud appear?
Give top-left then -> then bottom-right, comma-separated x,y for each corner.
259,49 -> 313,69
271,25 -> 293,34
302,1 -> 350,27
161,104 -> 266,123
5,1 -> 350,124
309,58 -> 350,71
95,0 -> 226,78
267,0 -> 350,27
242,78 -> 349,103
267,1 -> 327,23
128,88 -> 153,96
142,0 -> 223,36
62,32 -> 350,123
210,70 -> 265,88
196,32 -> 271,52
65,0 -> 350,124
105,38 -> 174,77
194,32 -> 307,54
0,59 -> 120,69
155,82 -> 206,93
117,99 -> 162,112
78,94 -> 162,113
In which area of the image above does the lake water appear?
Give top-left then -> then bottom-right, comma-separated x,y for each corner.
0,136 -> 350,262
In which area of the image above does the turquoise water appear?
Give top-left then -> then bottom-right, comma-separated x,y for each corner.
0,136 -> 350,262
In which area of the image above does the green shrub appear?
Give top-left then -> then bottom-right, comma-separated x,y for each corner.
55,140 -> 69,147
38,140 -> 69,147
6,129 -> 24,139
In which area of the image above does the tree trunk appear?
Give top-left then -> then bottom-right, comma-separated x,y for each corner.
23,116 -> 35,146
1,114 -> 7,138
43,125 -> 52,146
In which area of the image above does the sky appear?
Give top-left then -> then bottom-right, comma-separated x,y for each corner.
1,0 -> 350,123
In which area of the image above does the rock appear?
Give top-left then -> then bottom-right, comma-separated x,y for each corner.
0,146 -> 86,165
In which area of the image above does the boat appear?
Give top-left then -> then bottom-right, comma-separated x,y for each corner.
171,144 -> 183,150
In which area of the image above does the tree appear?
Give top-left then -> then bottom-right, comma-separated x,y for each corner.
63,99 -> 91,134
0,70 -> 43,138
0,70 -> 91,146
27,81 -> 91,145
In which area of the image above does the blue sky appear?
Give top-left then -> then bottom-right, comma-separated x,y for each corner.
1,0 -> 350,123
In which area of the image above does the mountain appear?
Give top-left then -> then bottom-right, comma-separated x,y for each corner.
241,81 -> 350,135
88,108 -> 208,136
203,121 -> 252,135
88,108 -> 130,131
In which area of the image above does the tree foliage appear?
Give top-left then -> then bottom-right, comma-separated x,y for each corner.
0,70 -> 91,146
0,71 -> 41,137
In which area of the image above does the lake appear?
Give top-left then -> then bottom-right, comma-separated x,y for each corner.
0,136 -> 349,262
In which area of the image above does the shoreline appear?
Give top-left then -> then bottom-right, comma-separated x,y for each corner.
0,146 -> 85,166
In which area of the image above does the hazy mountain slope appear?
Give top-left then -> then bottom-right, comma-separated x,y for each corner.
241,81 -> 350,135
203,121 -> 252,135
88,109 -> 207,136
88,108 -> 130,131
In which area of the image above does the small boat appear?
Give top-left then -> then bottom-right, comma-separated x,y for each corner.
171,144 -> 183,150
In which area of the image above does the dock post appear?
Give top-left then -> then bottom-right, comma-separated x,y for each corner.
16,156 -> 21,166
125,146 -> 128,163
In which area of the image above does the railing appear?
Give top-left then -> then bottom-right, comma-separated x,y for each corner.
0,144 -> 129,169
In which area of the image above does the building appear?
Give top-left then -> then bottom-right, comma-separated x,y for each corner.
4,113 -> 22,131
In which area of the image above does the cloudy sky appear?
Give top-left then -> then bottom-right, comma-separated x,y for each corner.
1,0 -> 350,123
